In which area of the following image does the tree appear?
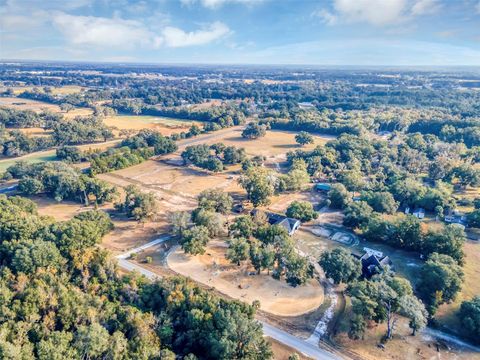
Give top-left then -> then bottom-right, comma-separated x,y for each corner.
191,208 -> 225,237
286,201 -> 318,222
361,191 -> 398,214
180,225 -> 210,255
11,240 -> 65,274
226,237 -> 250,265
169,211 -> 191,237
197,189 -> 233,214
74,323 -> 110,359
343,201 -> 373,229
242,122 -> 267,139
18,177 -> 44,195
423,224 -> 465,264
239,167 -> 276,207
117,185 -> 159,223
458,296 -> 480,344
467,209 -> 480,228
295,131 -> 314,146
399,295 -> 428,336
417,253 -> 464,314
229,215 -> 256,238
37,331 -> 78,360
319,248 -> 361,284
348,273 -> 426,340
285,254 -> 314,287
328,183 -> 351,209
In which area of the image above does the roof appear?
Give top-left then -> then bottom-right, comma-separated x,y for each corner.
251,209 -> 301,235
355,250 -> 393,278
315,183 -> 331,191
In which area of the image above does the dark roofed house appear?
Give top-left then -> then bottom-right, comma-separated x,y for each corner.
251,209 -> 301,236
354,248 -> 393,278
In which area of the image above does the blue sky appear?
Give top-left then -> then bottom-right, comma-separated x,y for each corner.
1,0 -> 480,65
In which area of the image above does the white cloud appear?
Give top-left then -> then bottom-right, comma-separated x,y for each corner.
315,0 -> 441,27
476,1 -> 480,13
411,0 -> 441,15
51,12 -> 230,49
181,0 -> 264,9
312,9 -> 338,25
161,22 -> 231,47
52,13 -> 152,48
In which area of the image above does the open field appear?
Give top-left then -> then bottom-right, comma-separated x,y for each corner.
98,159 -> 244,199
434,240 -> 480,333
167,240 -> 324,317
197,128 -> 333,159
0,85 -> 85,95
104,114 -> 202,135
0,96 -> 93,118
29,194 -> 165,255
0,139 -> 120,172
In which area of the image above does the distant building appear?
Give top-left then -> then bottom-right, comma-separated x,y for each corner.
354,247 -> 393,278
405,207 -> 425,219
444,210 -> 467,226
298,101 -> 315,109
251,209 -> 301,236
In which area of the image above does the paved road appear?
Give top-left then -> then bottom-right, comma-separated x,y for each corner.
115,236 -> 342,360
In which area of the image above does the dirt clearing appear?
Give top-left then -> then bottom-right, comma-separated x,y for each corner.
167,240 -> 324,317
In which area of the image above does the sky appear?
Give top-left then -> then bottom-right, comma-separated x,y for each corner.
1,0 -> 480,66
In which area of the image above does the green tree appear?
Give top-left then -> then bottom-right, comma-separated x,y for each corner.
229,215 -> 256,238
423,224 -> 465,264
242,122 -> 267,139
328,183 -> 351,209
181,225 -> 210,255
37,331 -> 78,360
226,237 -> 251,265
418,253 -> 464,314
74,323 -> 110,359
168,211 -> 191,237
286,201 -> 318,222
295,131 -> 314,146
197,189 -> 233,214
343,201 -> 373,229
319,248 -> 361,284
239,167 -> 276,207
458,296 -> 480,344
191,208 -> 225,237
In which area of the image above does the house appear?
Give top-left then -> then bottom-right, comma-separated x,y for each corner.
251,209 -> 301,236
315,183 -> 331,192
412,208 -> 425,219
444,209 -> 467,226
354,247 -> 393,278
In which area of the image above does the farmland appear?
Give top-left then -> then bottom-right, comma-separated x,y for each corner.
1,62 -> 480,360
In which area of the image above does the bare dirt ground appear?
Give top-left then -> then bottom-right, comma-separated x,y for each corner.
167,240 -> 324,317
267,337 -> 313,360
98,160 -> 244,200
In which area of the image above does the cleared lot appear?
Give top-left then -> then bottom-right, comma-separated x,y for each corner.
168,240 -> 324,317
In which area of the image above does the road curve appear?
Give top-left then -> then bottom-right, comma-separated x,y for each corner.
114,237 -> 342,360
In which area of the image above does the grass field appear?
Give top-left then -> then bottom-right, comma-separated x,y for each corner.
104,114 -> 203,135
0,96 -> 93,118
0,85 -> 85,95
0,139 -> 120,173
